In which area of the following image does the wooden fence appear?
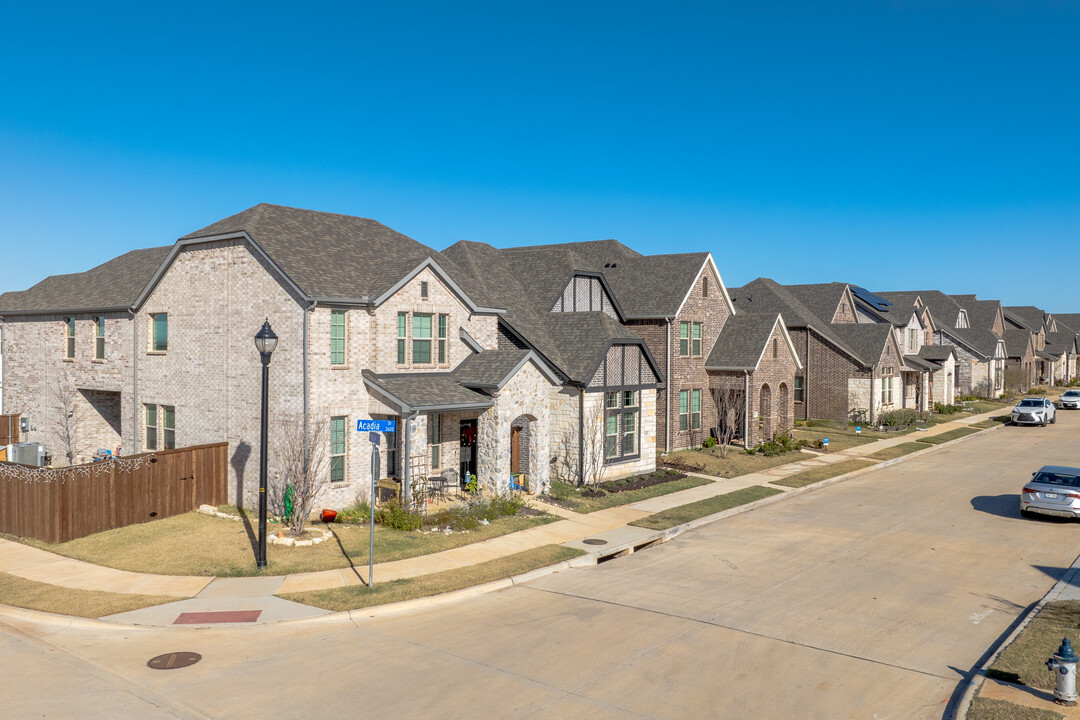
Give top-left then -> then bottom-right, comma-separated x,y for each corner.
0,442 -> 227,544
0,414 -> 19,446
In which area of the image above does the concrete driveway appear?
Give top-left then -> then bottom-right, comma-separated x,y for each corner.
4,412 -> 1080,719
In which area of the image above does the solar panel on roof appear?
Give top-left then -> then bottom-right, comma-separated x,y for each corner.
851,285 -> 893,311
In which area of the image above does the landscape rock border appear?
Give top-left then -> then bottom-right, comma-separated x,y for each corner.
196,505 -> 332,547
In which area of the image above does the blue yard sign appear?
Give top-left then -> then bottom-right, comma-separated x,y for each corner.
822,437 -> 829,445
357,419 -> 396,433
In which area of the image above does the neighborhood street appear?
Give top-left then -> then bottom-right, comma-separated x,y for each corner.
4,416 -> 1080,720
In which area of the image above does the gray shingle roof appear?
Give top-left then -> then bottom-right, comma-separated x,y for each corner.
361,371 -> 493,413
704,313 -> 781,370
1003,306 -> 1047,332
783,283 -> 851,325
1046,331 -> 1077,354
182,203 -> 488,307
829,323 -> 896,366
589,253 -> 711,319
0,246 -> 172,315
542,312 -> 654,384
877,290 -> 964,331
903,354 -> 940,372
918,345 -> 956,362
940,327 -> 998,359
452,350 -> 533,389
1051,314 -> 1080,333
1003,328 -> 1032,358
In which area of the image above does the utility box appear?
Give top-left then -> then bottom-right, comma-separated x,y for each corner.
12,442 -> 47,467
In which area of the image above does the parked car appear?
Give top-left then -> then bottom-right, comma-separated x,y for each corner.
1021,466 -> 1080,519
1011,397 -> 1056,426
1060,389 -> 1080,410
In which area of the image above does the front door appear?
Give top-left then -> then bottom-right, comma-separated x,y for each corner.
510,426 -> 521,474
459,420 -> 477,488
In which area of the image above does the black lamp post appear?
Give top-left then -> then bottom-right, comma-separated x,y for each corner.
254,319 -> 278,569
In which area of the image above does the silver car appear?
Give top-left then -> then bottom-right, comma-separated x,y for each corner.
1021,466 -> 1080,519
1011,397 -> 1056,426
1060,389 -> 1080,410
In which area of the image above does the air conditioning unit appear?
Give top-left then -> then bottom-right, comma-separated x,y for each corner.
12,442 -> 46,467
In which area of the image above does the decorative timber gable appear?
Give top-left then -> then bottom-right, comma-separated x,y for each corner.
551,274 -> 619,320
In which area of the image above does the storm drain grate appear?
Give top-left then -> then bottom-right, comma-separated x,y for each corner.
582,538 -> 608,545
173,610 -> 262,625
148,652 -> 202,670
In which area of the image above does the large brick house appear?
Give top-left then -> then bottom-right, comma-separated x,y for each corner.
0,204 -> 661,508
443,241 -> 798,451
728,279 -> 905,425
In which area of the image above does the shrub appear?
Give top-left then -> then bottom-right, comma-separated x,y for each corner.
1029,387 -> 1047,395
753,431 -> 798,457
933,402 -> 965,414
702,436 -> 717,449
375,499 -> 423,531
879,409 -> 919,427
425,492 -> 525,531
337,499 -> 372,524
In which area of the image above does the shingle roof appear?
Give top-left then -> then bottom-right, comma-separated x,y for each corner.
1003,306 -> 1047,332
588,253 -> 711,319
361,371 -> 494,413
918,344 -> 956,362
1003,328 -> 1033,358
783,283 -> 851,325
878,290 -> 964,330
181,203 -> 487,307
941,327 -> 999,359
903,354 -> 940,372
829,323 -> 896,366
0,246 -> 172,315
541,312 -> 653,384
452,350 -> 546,389
1051,314 -> 1080,333
704,313 -> 781,370
1046,331 -> 1077,355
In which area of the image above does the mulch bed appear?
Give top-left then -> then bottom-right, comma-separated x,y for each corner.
599,470 -> 688,494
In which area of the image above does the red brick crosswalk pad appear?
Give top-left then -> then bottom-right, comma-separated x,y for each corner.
173,610 -> 262,625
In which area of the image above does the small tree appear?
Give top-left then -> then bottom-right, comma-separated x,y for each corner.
51,381 -> 82,466
270,415 -> 330,536
713,386 -> 744,459
582,409 -> 609,488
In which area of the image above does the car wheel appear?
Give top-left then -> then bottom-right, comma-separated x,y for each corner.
1021,508 -> 1034,519
1051,414 -> 1056,424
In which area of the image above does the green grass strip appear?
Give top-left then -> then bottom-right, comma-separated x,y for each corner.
279,544 -> 584,611
769,459 -> 877,488
628,485 -> 783,531
867,442 -> 928,460
915,427 -> 981,445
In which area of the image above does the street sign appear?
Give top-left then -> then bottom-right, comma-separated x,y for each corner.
822,438 -> 829,445
357,419 -> 396,433
368,432 -> 380,445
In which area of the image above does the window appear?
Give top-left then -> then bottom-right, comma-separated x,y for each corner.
385,422 -> 398,476
420,281 -> 429,299
772,338 -> 778,359
679,390 -> 689,431
397,313 -> 407,364
162,406 -> 175,449
412,314 -> 432,364
145,404 -> 158,450
431,414 -> 441,469
678,389 -> 700,431
703,277 -> 709,297
438,314 -> 448,364
908,328 -> 917,352
679,322 -> 689,356
692,323 -> 702,357
794,376 -> 804,403
691,389 -> 701,430
924,330 -> 931,346
604,392 -> 640,462
880,377 -> 893,405
150,313 -> 168,352
64,318 -> 75,359
330,310 -> 346,365
330,416 -> 346,483
93,316 -> 105,359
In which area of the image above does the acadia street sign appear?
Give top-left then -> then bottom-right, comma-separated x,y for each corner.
356,419 -> 396,433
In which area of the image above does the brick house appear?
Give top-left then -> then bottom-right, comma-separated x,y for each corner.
0,204 -> 661,508
728,279 -> 904,425
1004,306 -> 1053,389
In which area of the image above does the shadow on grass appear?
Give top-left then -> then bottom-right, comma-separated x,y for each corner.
327,523 -> 369,587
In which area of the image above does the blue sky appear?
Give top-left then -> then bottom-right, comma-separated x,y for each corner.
2,1 -> 1077,311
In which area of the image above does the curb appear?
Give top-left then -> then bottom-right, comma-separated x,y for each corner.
0,420 -> 1006,631
949,551 -> 1080,719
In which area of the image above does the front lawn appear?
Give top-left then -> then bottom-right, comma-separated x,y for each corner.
280,545 -> 584,611
964,400 -> 1012,415
628,486 -> 783,531
867,442 -> 928,460
769,459 -> 877,488
11,509 -> 557,577
791,428 -> 877,453
0,572 -> 176,618
989,600 -> 1080,690
664,447 -> 805,479
543,472 -> 710,513
916,427 -> 982,445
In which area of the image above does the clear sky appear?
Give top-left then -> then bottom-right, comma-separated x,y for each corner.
2,1 -> 1077,311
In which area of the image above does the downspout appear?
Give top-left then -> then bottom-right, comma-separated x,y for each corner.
805,331 -> 810,420
743,370 -> 750,446
129,307 -> 137,454
578,389 -> 584,484
665,319 -> 672,453
869,366 -> 875,426
302,300 -> 316,473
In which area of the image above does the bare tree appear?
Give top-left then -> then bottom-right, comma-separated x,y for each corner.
581,408 -> 608,488
51,381 -> 81,466
713,387 -> 744,459
269,415 -> 330,536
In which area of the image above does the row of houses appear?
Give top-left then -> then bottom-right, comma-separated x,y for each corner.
1,204 -> 1076,508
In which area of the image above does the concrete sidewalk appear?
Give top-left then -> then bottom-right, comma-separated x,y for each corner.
0,407 -> 1008,628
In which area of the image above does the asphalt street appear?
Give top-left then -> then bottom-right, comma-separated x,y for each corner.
3,412 -> 1080,719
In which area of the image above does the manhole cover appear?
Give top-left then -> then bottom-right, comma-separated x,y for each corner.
147,652 -> 202,670
582,538 -> 608,545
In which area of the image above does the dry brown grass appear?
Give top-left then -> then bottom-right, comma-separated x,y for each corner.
967,696 -> 1063,720
628,486 -> 783,531
279,545 -> 584,611
0,572 -> 175,618
990,600 -> 1080,690
665,447 -> 803,479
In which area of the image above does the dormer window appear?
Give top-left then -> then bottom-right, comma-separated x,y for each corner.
957,310 -> 969,329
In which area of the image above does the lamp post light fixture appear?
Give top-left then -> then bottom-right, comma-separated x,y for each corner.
254,319 -> 278,569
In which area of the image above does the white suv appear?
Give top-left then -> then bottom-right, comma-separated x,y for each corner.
1060,389 -> 1080,410
1011,397 -> 1056,426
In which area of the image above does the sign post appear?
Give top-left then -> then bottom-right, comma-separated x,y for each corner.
356,419 -> 397,587
822,437 -> 830,453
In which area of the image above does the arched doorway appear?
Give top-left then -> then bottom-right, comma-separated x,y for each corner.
778,382 -> 789,434
759,384 -> 773,442
510,414 -> 537,491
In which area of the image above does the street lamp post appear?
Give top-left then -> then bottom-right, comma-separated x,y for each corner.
254,319 -> 278,569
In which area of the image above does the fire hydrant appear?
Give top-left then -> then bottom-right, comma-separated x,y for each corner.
1046,637 -> 1079,705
